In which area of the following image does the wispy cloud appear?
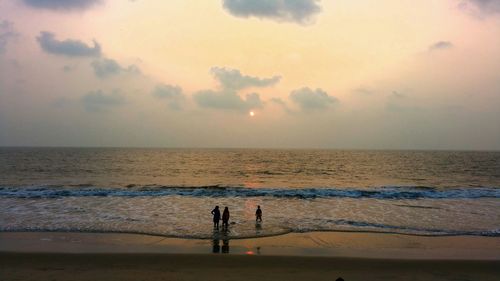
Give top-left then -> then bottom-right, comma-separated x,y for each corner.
352,87 -> 376,96
81,89 -> 125,112
52,97 -> 72,108
270,97 -> 293,113
0,20 -> 18,55
428,41 -> 453,52
152,84 -> 185,110
222,0 -> 322,25
459,0 -> 500,16
62,64 -> 77,73
91,58 -> 140,78
37,31 -> 101,57
385,90 -> 423,113
22,0 -> 102,11
390,91 -> 406,99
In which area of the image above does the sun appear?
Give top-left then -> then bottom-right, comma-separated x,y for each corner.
249,111 -> 255,117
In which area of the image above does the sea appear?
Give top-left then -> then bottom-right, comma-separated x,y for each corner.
1,148 -> 499,239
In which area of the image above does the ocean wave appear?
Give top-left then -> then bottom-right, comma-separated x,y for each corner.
0,185 -> 499,199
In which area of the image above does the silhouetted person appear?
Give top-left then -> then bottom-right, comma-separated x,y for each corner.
211,206 -> 220,229
222,207 -> 230,229
255,205 -> 262,222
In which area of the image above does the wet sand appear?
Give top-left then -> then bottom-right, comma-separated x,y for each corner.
1,252 -> 499,281
1,231 -> 499,259
1,231 -> 499,281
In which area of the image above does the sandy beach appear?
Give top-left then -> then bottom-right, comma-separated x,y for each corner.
2,252 -> 500,281
1,231 -> 499,281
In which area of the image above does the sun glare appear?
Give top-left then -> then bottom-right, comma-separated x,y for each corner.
249,111 -> 255,117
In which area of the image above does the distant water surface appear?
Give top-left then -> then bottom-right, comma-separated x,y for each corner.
1,148 -> 499,238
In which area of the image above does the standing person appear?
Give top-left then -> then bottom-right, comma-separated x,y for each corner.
255,205 -> 262,222
222,207 -> 230,229
211,206 -> 220,229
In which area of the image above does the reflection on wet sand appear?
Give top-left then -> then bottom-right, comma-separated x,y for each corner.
222,239 -> 229,253
212,239 -> 220,253
212,239 -> 230,254
212,228 -> 230,254
255,222 -> 262,231
212,223 -> 266,254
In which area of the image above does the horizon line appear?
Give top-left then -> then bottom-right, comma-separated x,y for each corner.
0,145 -> 499,153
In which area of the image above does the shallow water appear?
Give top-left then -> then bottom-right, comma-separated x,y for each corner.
1,148 -> 499,238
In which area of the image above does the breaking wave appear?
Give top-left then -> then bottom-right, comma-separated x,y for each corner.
1,185 -> 499,199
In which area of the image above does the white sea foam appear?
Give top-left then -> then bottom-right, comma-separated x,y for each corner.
0,185 -> 499,199
1,195 -> 499,239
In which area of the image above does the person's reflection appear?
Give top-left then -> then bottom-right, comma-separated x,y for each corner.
212,229 -> 221,253
211,239 -> 230,253
255,221 -> 262,236
255,222 -> 262,230
212,239 -> 220,253
212,225 -> 231,254
222,239 -> 230,253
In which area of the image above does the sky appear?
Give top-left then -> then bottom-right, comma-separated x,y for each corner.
0,0 -> 499,150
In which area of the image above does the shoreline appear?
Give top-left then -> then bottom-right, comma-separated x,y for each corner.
1,231 -> 499,260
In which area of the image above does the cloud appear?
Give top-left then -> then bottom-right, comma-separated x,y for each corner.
22,0 -> 101,10
289,87 -> 337,111
428,41 -> 453,51
91,58 -> 140,78
459,0 -> 500,16
385,90 -> 422,113
270,97 -> 286,106
390,91 -> 406,99
0,20 -> 18,54
62,65 -> 76,72
194,89 -> 263,111
152,84 -> 185,110
222,0 -> 322,24
37,31 -> 101,57
462,0 -> 500,14
81,89 -> 125,112
193,67 -> 278,112
352,87 -> 376,96
210,67 -> 281,90
52,97 -> 72,108
270,97 -> 294,113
